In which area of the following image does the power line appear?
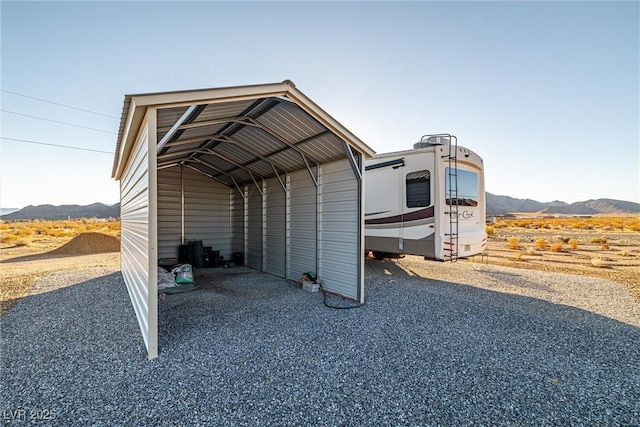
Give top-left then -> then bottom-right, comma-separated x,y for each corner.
0,89 -> 120,119
1,110 -> 117,135
1,137 -> 114,154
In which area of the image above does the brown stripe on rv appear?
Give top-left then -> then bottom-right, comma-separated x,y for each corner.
365,206 -> 435,225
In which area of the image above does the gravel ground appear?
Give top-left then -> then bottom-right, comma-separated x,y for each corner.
397,256 -> 640,328
2,260 -> 639,426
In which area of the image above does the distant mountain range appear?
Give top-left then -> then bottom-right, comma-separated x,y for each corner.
0,208 -> 19,216
486,193 -> 640,216
1,203 -> 120,220
1,195 -> 638,220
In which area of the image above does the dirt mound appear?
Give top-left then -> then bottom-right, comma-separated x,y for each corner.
50,232 -> 121,256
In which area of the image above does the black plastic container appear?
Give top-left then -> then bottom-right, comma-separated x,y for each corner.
211,250 -> 221,268
178,245 -> 189,264
232,252 -> 243,266
188,240 -> 205,268
203,246 -> 213,267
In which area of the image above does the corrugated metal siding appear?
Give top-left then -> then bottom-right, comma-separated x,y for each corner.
257,101 -> 325,143
288,168 -> 317,281
151,98 -> 368,187
182,167 -> 232,259
214,141 -> 288,176
213,141 -> 258,165
269,149 -> 306,173
177,123 -> 225,141
297,133 -> 346,164
234,126 -> 285,157
157,166 -> 182,258
318,159 -> 359,300
156,106 -> 189,142
265,177 -> 286,276
246,184 -> 263,269
198,154 -> 252,183
157,166 -> 233,259
192,99 -> 254,124
232,188 -> 244,255
120,123 -> 153,353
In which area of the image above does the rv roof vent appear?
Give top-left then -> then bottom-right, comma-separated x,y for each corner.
413,136 -> 450,149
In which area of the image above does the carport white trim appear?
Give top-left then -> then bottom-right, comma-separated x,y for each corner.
147,108 -> 159,359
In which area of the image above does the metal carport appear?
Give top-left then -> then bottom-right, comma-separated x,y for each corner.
112,80 -> 375,359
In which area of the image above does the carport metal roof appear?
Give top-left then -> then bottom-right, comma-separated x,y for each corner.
112,80 -> 375,185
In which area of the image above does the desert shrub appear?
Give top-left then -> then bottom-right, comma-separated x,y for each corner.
568,239 -> 579,250
507,237 -> 520,250
590,236 -> 608,244
485,225 -> 495,237
527,220 -> 545,229
1,234 -> 18,244
106,221 -> 121,233
535,237 -> 549,250
550,242 -> 564,252
17,228 -> 33,237
15,238 -> 31,247
495,217 -> 638,232
44,228 -> 74,238
591,257 -> 607,268
0,219 -> 121,244
33,226 -> 48,235
513,252 -> 524,261
601,243 -> 610,251
526,246 -> 537,255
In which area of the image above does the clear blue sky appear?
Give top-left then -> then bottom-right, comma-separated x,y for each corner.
1,1 -> 638,209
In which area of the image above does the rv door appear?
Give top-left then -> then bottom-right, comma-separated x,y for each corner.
364,158 -> 405,256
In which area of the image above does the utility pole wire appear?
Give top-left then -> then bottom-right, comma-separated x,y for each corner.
0,89 -> 120,119
1,110 -> 117,135
1,137 -> 114,154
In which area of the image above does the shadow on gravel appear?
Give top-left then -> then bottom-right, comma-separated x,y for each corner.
2,252 -> 81,263
2,251 -> 119,264
1,265 -> 639,426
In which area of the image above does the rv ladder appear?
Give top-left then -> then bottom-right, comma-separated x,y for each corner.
419,133 -> 460,262
445,136 -> 459,262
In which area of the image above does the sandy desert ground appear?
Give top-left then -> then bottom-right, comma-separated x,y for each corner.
470,225 -> 640,299
1,229 -> 121,315
1,218 -> 639,316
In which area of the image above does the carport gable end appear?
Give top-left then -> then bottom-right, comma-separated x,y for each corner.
112,80 -> 374,359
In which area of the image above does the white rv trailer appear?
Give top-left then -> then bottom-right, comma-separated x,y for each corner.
364,134 -> 486,261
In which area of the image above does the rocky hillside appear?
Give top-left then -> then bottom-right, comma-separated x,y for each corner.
1,203 -> 120,220
486,193 -> 640,215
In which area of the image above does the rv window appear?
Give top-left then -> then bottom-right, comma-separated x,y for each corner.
445,168 -> 479,207
406,170 -> 430,208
